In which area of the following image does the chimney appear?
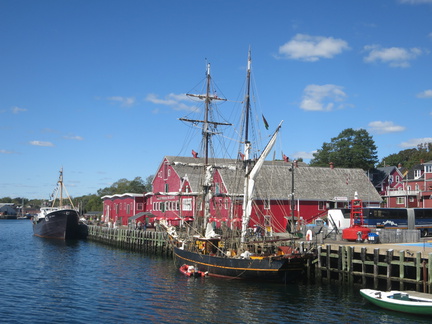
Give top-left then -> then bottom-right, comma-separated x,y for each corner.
329,162 -> 334,169
398,163 -> 402,168
294,160 -> 298,168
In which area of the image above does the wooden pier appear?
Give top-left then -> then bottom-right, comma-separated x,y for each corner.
87,226 -> 432,294
313,243 -> 432,293
88,226 -> 172,256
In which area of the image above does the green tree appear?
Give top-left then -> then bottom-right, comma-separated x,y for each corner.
378,142 -> 432,169
74,194 -> 103,213
310,128 -> 378,170
97,176 -> 153,196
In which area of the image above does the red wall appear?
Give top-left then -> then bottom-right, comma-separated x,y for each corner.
103,195 -> 145,226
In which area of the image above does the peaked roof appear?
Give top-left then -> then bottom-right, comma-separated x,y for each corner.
165,156 -> 381,203
405,160 -> 432,180
370,166 -> 404,187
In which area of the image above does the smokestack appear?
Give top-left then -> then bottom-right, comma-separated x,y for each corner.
329,162 -> 334,169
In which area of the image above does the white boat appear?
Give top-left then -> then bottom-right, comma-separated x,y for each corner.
360,288 -> 432,315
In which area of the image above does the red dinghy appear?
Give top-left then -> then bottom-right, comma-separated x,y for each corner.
179,264 -> 207,278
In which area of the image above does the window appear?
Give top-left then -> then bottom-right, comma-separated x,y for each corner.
415,169 -> 421,179
137,203 -> 143,210
182,198 -> 192,211
127,204 -> 131,214
396,197 -> 405,205
264,199 -> 270,210
215,183 -> 220,194
396,176 -> 400,183
318,201 -> 324,210
224,199 -> 228,210
165,183 -> 169,193
425,165 -> 432,173
163,162 -> 169,180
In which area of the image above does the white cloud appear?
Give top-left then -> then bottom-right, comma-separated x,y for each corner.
278,34 -> 350,62
293,150 -> 316,160
11,106 -> 27,114
368,121 -> 406,134
63,135 -> 84,141
400,137 -> 432,148
300,84 -> 348,111
363,45 -> 423,67
145,93 -> 199,112
29,141 -> 54,147
0,149 -> 15,154
107,96 -> 136,107
417,89 -> 432,98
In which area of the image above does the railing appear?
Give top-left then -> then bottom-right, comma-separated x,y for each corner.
385,190 -> 420,197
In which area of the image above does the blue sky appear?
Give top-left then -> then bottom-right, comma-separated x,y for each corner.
1,0 -> 432,199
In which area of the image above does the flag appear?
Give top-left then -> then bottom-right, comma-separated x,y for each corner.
283,154 -> 289,163
238,152 -> 245,160
192,150 -> 198,158
262,114 -> 269,130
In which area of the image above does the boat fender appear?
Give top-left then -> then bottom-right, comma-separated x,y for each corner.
306,229 -> 313,241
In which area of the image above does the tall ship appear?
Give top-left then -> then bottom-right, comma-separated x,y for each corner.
33,169 -> 88,240
164,50 -> 312,282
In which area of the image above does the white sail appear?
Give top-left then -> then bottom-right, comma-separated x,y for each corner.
241,121 -> 283,243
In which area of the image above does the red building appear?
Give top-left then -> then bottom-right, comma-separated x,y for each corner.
378,161 -> 432,208
101,193 -> 146,226
144,156 -> 382,232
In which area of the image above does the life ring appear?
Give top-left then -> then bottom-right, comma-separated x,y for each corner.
306,229 -> 313,241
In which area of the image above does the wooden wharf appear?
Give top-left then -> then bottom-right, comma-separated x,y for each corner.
312,242 -> 432,293
87,225 -> 172,256
87,226 -> 432,294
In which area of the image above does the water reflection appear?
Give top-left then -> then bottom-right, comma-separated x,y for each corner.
1,220 -> 431,324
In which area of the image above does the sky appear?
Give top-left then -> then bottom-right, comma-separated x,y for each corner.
1,0 -> 432,200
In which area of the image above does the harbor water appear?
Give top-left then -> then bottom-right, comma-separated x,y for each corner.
1,220 -> 430,324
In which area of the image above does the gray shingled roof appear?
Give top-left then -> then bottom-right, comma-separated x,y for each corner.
165,156 -> 382,203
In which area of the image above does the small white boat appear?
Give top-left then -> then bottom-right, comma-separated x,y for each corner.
360,289 -> 432,315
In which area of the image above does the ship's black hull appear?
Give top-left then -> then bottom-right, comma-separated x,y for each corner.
173,247 -> 305,282
33,209 -> 88,240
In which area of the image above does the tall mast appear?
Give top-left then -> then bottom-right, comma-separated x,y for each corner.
240,49 -> 283,244
204,63 -> 211,165
180,63 -> 230,164
244,49 -> 251,146
59,168 -> 63,208
180,62 -> 230,232
241,50 -> 253,243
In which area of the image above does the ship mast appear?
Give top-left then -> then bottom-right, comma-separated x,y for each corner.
51,168 -> 75,210
180,63 -> 230,230
240,50 -> 283,245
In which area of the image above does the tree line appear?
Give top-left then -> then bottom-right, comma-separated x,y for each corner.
0,176 -> 153,213
309,128 -> 432,171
